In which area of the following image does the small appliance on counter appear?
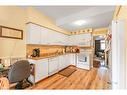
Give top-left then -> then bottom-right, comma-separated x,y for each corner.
75,48 -> 80,53
65,46 -> 80,53
31,48 -> 40,57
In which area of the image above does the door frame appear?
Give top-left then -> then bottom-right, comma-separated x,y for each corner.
112,19 -> 126,89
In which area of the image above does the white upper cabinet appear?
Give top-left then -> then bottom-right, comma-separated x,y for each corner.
27,23 -> 67,45
48,29 -> 57,44
40,27 -> 56,45
68,35 -> 77,45
69,33 -> 92,46
50,30 -> 61,45
40,27 -> 48,44
50,31 -> 67,45
63,35 -> 70,45
27,23 -> 41,44
27,23 -> 92,46
78,33 -> 91,46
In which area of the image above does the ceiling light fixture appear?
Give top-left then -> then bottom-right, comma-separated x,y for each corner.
74,20 -> 86,26
99,35 -> 103,38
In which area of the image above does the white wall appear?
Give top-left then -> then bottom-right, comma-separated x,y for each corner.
112,20 -> 126,89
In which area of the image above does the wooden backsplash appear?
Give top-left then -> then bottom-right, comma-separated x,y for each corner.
26,44 -> 65,57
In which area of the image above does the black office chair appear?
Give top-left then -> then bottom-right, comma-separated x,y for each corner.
8,60 -> 32,89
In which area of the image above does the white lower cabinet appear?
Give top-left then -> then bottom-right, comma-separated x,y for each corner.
35,59 -> 48,83
58,54 -> 76,71
48,57 -> 59,76
64,54 -> 70,67
69,54 -> 76,66
59,55 -> 66,70
28,54 -> 76,83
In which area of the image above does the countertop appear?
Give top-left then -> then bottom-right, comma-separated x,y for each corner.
27,52 -> 78,60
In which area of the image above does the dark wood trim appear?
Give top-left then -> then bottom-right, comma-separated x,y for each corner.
0,25 -> 23,32
0,25 -> 23,40
26,22 -> 70,35
0,26 -> 2,37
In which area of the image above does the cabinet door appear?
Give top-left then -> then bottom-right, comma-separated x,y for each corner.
57,33 -> 63,45
69,33 -> 92,46
65,54 -> 71,67
69,35 -> 76,45
47,29 -> 56,45
68,36 -> 72,45
52,32 -> 64,45
70,54 -> 76,66
52,31 -> 61,45
49,57 -> 59,76
60,54 -> 70,68
76,34 -> 91,46
40,27 -> 48,44
66,35 -> 70,45
61,34 -> 68,45
27,23 -> 41,44
35,59 -> 48,83
59,55 -> 66,70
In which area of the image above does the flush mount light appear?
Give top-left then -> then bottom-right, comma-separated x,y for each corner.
74,20 -> 86,26
99,35 -> 103,38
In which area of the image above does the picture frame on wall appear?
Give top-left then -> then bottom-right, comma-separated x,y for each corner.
0,26 -> 23,40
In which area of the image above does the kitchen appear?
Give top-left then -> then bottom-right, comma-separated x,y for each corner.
26,22 -> 93,84
0,6 -> 126,90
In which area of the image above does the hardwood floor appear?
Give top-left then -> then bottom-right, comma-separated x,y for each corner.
31,66 -> 111,90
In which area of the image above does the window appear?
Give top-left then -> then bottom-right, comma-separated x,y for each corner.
100,40 -> 105,50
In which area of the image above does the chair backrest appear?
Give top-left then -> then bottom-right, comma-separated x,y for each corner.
8,60 -> 30,83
